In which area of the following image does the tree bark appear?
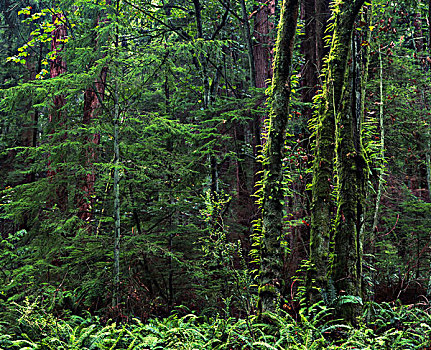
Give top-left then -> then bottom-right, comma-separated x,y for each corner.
112,78 -> 120,308
48,12 -> 68,211
331,23 -> 367,322
258,0 -> 299,316
300,0 -> 330,121
240,0 -> 256,88
78,66 -> 107,223
50,13 -> 67,122
78,13 -> 109,223
253,0 -> 275,89
308,0 -> 366,315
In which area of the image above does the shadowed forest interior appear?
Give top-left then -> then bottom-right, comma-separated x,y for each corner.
2,0 -> 431,348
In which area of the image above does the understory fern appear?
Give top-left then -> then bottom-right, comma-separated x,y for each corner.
2,300 -> 431,349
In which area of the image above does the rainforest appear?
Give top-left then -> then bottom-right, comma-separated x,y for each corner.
1,0 -> 431,349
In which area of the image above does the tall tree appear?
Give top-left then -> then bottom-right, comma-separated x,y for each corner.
308,0 -> 366,316
258,0 -> 299,316
331,20 -> 368,322
47,11 -> 68,211
300,0 -> 330,122
78,13 -> 109,224
253,0 -> 275,89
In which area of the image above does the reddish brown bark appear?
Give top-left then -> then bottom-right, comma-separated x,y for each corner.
50,13 -> 67,121
78,4 -> 112,223
253,0 -> 275,89
48,13 -> 68,211
78,66 -> 108,222
300,0 -> 330,121
279,0 -> 330,283
251,0 -> 275,177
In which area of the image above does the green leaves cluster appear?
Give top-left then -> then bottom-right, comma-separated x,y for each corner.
2,299 -> 431,349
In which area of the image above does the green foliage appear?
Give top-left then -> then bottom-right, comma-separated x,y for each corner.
2,0 -> 431,338
195,190 -> 257,317
2,300 -> 431,349
0,0 -> 258,318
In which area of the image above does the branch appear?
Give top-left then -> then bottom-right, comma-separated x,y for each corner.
353,0 -> 367,20
211,0 -> 230,40
217,0 -> 241,22
248,0 -> 272,20
122,0 -> 191,41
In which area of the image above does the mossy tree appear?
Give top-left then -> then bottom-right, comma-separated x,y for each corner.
331,25 -> 368,323
258,0 -> 299,315
308,0 -> 367,316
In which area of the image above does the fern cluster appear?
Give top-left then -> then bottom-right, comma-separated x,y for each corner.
1,299 -> 430,350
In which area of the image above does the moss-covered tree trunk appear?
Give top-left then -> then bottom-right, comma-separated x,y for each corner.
331,24 -> 367,323
258,0 -> 299,316
308,0 -> 366,306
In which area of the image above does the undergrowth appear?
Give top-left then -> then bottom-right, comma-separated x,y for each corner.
0,300 -> 430,349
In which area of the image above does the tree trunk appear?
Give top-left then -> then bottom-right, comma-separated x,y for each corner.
240,0 -> 256,88
253,0 -> 275,89
112,0 -> 121,309
300,0 -> 330,122
112,78 -> 120,308
258,0 -> 299,316
331,24 -> 367,322
79,25 -> 108,222
299,0 -> 331,304
308,0 -> 366,313
50,13 -> 67,122
48,13 -> 68,211
78,66 -> 107,223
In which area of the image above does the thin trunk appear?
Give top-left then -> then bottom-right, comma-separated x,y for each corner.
191,0 -> 219,200
112,0 -> 120,309
429,0 -> 431,51
426,127 -> 431,199
427,0 -> 431,199
129,184 -> 142,235
258,0 -> 299,316
372,50 -> 385,236
112,78 -> 120,309
359,6 -> 372,301
240,0 -> 256,87
192,0 -> 203,38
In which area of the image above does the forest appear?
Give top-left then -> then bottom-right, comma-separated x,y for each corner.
1,0 -> 431,348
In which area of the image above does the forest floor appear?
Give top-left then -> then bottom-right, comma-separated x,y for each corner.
1,300 -> 431,349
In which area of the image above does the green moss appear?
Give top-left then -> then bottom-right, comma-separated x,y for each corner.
308,0 -> 367,312
258,0 -> 299,316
